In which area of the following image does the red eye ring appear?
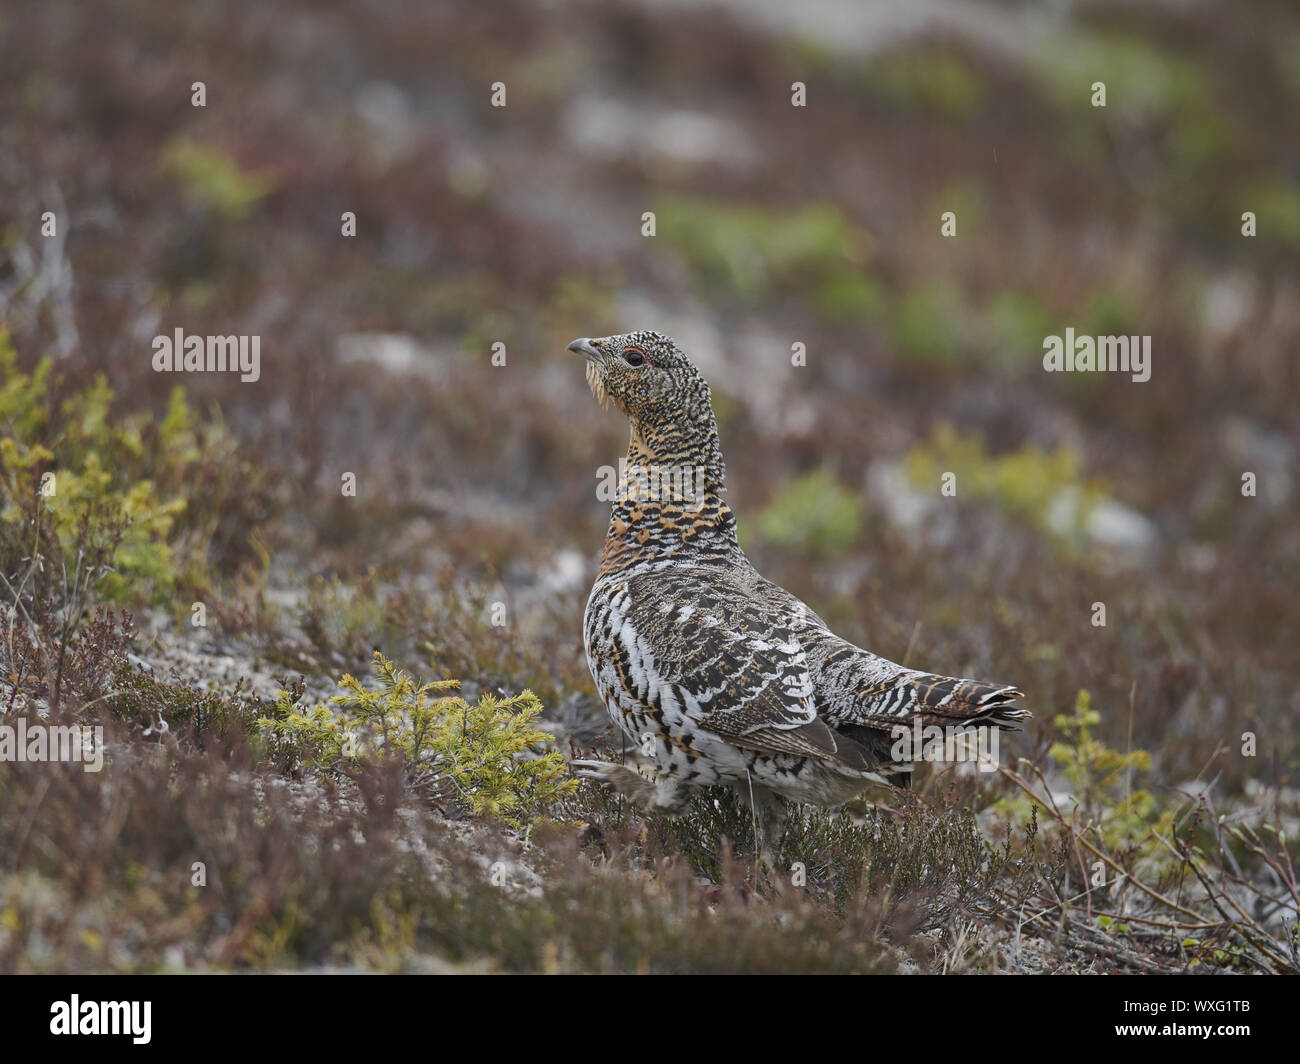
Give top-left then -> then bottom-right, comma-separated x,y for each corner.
622,346 -> 647,366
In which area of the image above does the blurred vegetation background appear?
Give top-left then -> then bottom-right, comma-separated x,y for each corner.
0,0 -> 1297,972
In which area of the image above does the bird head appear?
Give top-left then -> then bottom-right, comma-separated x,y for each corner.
569,329 -> 726,489
568,330 -> 703,417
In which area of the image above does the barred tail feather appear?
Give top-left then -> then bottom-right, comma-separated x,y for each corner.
910,675 -> 1029,729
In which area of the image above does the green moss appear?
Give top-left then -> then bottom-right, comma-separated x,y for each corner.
161,137 -> 275,219
982,290 -> 1056,367
1240,177 -> 1300,248
1032,31 -> 1236,170
776,35 -> 838,79
816,270 -> 886,322
657,198 -> 879,321
458,308 -> 523,362
546,275 -> 618,337
867,46 -> 989,121
902,424 -> 1106,547
1079,288 -> 1141,336
892,282 -> 968,364
753,467 -> 862,556
932,179 -> 988,234
1036,33 -> 1202,117
1282,32 -> 1300,100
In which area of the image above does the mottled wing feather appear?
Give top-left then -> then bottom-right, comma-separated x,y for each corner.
624,571 -> 872,770
702,713 -> 873,770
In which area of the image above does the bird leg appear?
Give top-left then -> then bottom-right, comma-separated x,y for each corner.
570,759 -> 690,815
735,777 -> 792,869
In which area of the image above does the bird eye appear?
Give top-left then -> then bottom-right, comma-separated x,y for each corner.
622,346 -> 646,366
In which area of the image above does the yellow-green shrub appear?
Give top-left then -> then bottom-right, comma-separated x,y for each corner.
260,652 -> 577,827
0,331 -> 271,615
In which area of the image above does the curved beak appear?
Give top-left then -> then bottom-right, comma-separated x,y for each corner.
568,337 -> 603,363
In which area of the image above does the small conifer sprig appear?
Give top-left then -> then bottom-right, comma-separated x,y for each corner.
260,651 -> 576,826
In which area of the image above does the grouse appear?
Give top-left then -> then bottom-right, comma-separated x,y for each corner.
569,330 -> 1026,847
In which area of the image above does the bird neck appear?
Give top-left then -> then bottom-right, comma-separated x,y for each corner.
598,425 -> 739,575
